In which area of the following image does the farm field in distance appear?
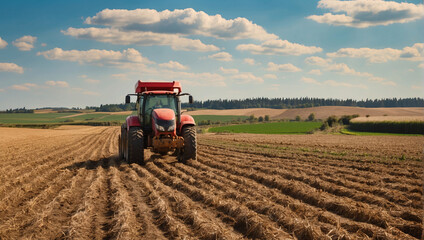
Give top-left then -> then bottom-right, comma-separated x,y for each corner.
0,126 -> 422,239
209,121 -> 322,134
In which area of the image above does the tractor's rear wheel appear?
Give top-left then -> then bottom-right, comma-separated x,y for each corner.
127,127 -> 144,165
179,126 -> 197,163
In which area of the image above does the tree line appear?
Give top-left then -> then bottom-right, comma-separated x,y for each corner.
182,97 -> 424,109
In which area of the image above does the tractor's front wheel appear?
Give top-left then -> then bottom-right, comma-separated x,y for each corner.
127,127 -> 145,165
179,126 -> 197,163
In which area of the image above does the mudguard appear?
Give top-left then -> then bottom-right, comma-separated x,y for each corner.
179,115 -> 195,133
125,115 -> 141,131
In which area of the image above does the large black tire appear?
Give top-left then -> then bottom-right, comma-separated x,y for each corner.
127,127 -> 145,165
179,126 -> 197,163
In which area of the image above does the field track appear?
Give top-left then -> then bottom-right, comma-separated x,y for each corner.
0,126 -> 422,239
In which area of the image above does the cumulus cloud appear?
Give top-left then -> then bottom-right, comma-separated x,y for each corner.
219,67 -> 239,74
208,52 -> 232,62
308,0 -> 424,28
0,37 -> 7,49
13,35 -> 37,51
243,58 -> 256,65
63,27 -> 219,52
304,56 -> 395,86
169,71 -> 227,87
45,81 -> 69,87
264,74 -> 277,79
267,62 -> 301,72
231,72 -> 264,83
237,39 -> 322,56
159,60 -> 188,70
327,43 -> 424,63
305,56 -> 371,76
10,83 -> 37,91
324,80 -> 367,89
37,48 -> 153,70
301,77 -> 321,85
84,8 -> 278,41
308,69 -> 322,75
0,63 -> 24,74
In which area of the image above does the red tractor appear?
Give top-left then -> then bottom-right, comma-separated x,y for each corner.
118,81 -> 196,164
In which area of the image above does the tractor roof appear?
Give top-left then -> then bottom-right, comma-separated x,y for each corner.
135,81 -> 182,94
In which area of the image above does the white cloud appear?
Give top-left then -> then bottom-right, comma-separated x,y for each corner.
85,79 -> 100,84
219,67 -> 239,74
159,60 -> 188,70
308,0 -> 424,28
302,77 -> 368,89
162,70 -> 227,87
264,74 -> 277,79
324,80 -> 367,89
231,72 -> 263,83
308,69 -> 322,75
0,37 -> 7,49
84,8 -> 278,41
304,56 -> 396,86
41,43 -> 47,47
45,81 -> 69,87
63,27 -> 219,52
0,88 -> 4,92
304,56 -> 371,76
327,43 -> 424,63
10,83 -> 37,91
304,56 -> 332,66
237,39 -> 322,56
111,73 -> 128,79
419,63 -> 424,68
411,85 -> 423,90
301,77 -> 321,85
13,35 -> 37,51
37,48 -> 153,70
243,58 -> 256,65
267,62 -> 301,72
0,63 -> 24,74
208,52 -> 232,62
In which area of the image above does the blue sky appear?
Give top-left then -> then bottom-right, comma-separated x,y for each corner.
0,0 -> 423,109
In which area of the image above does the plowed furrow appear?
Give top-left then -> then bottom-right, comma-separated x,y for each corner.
199,144 -> 422,191
199,143 -> 421,182
144,160 -> 293,239
196,154 -> 421,239
0,160 -> 94,239
0,128 -> 111,222
186,159 -> 397,239
68,160 -> 110,239
0,128 -> 111,192
158,160 -> 351,239
129,164 -> 196,239
130,162 -> 245,240
199,150 -> 422,215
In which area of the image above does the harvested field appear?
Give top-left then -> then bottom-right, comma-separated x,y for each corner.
186,106 -> 424,120
0,126 -> 422,239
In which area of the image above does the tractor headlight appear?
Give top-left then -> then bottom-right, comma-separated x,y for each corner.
155,123 -> 165,132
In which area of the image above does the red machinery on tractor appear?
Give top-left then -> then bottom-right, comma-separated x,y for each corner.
118,81 -> 196,164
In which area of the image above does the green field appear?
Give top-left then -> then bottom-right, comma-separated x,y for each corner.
0,112 -> 134,125
341,128 -> 423,136
208,121 -> 322,134
191,115 -> 248,124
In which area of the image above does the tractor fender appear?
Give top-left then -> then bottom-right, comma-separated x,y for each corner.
125,115 -> 141,131
179,115 -> 195,133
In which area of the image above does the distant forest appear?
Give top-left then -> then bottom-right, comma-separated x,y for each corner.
182,97 -> 424,109
2,98 -> 422,113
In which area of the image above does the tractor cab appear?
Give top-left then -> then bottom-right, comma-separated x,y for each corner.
119,81 -> 196,165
